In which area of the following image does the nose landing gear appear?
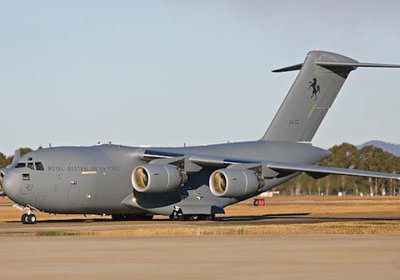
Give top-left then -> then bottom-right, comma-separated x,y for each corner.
21,213 -> 36,224
13,204 -> 38,224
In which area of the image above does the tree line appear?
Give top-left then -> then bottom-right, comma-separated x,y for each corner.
1,144 -> 400,196
0,148 -> 32,169
276,143 -> 400,196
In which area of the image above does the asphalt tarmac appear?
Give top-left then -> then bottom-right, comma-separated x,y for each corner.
1,197 -> 399,279
1,196 -> 400,235
0,211 -> 399,235
1,235 -> 399,280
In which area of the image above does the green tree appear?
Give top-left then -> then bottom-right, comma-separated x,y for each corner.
0,148 -> 33,169
276,143 -> 400,196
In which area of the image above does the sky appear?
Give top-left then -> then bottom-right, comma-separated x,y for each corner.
1,0 -> 400,155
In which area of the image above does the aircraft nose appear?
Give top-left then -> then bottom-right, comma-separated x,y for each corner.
1,170 -> 21,200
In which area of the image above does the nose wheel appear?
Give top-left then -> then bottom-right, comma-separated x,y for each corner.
21,213 -> 37,224
13,204 -> 38,224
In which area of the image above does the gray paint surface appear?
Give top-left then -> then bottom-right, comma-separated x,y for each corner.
265,51 -> 356,142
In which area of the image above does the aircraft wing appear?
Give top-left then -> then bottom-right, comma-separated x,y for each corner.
140,149 -> 258,167
138,149 -> 400,180
266,162 -> 400,180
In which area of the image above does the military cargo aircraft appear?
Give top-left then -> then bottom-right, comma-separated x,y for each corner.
1,50 -> 400,224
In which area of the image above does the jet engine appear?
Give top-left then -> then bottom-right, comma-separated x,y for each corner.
131,164 -> 185,193
209,169 -> 260,198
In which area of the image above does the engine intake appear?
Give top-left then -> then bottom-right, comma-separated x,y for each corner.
132,164 -> 185,193
209,169 -> 260,198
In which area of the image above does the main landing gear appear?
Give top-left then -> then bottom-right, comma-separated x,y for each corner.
169,207 -> 215,221
21,213 -> 36,224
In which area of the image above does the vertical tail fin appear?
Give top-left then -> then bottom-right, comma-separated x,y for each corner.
262,50 -> 400,142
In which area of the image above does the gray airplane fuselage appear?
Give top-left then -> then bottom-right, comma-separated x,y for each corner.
2,141 -> 328,216
3,50 -> 400,222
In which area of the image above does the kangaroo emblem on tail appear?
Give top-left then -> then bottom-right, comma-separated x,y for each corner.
308,78 -> 320,100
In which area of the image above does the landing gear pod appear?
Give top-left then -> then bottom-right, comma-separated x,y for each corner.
209,169 -> 260,198
132,164 -> 185,193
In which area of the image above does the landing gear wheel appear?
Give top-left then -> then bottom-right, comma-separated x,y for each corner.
187,215 -> 200,221
21,214 -> 28,224
21,214 -> 36,224
186,214 -> 215,221
170,210 -> 184,221
28,214 -> 36,224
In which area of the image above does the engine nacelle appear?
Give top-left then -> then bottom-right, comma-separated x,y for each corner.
209,169 -> 260,198
132,164 -> 184,193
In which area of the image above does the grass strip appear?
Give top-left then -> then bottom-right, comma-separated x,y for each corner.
27,221 -> 400,237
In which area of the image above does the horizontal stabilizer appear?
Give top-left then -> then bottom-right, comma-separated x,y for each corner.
316,61 -> 400,69
271,62 -> 400,73
272,63 -> 303,73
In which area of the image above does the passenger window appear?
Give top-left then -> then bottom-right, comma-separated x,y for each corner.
15,163 -> 26,168
35,162 -> 44,171
27,162 -> 34,170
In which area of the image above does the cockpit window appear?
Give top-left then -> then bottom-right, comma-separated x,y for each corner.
35,162 -> 44,171
27,162 -> 34,170
15,163 -> 26,168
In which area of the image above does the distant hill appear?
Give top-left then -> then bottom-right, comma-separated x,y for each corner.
358,140 -> 400,157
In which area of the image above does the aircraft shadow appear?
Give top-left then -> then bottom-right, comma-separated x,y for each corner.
215,213 -> 400,223
31,214 -> 311,224
36,218 -> 113,224
4,218 -> 113,224
215,213 -> 310,222
5,213 -> 400,224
